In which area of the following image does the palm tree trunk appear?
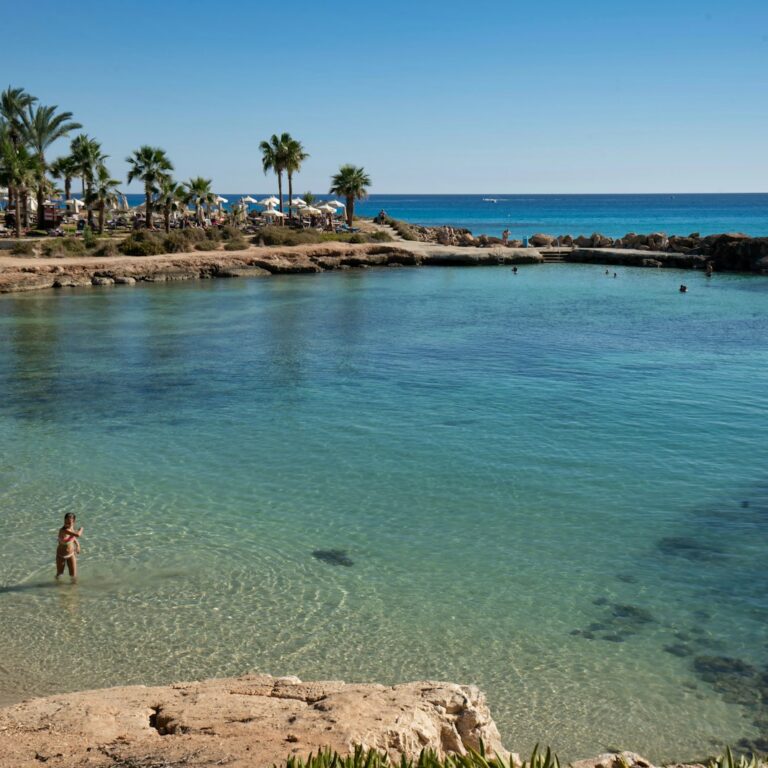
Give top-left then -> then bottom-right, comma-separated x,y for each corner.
287,172 -> 293,218
99,203 -> 105,234
36,186 -> 45,230
12,188 -> 21,238
64,176 -> 71,202
145,184 -> 152,229
21,189 -> 29,229
277,172 -> 283,212
86,181 -> 95,228
165,207 -> 170,233
346,196 -> 354,226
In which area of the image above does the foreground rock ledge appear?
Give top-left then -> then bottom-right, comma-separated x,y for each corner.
0,674 -> 507,768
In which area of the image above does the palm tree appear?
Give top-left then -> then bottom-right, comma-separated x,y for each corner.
329,165 -> 372,226
156,177 -> 185,233
70,134 -> 106,228
22,103 -> 81,228
303,191 -> 316,206
259,133 -> 290,212
0,130 -> 39,236
126,146 -> 173,229
50,154 -> 78,203
0,87 -> 36,225
86,163 -> 120,234
183,176 -> 214,225
283,136 -> 309,214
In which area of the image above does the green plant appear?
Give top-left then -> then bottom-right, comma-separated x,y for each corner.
61,238 -> 86,254
224,240 -> 247,251
118,231 -> 164,256
194,242 -> 217,251
10,240 -> 34,255
379,214 -> 418,241
91,240 -> 119,257
709,747 -> 764,768
82,226 -> 96,248
26,229 -> 48,237
329,164 -> 372,225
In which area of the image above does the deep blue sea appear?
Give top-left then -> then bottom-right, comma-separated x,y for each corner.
1,265 -> 767,760
121,192 -> 768,240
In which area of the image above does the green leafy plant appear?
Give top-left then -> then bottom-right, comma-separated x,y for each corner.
709,747 -> 765,768
82,226 -> 96,248
11,240 -> 34,255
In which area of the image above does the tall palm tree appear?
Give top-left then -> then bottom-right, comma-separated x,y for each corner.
70,134 -> 105,228
86,163 -> 120,234
0,130 -> 39,236
50,154 -> 78,203
183,176 -> 214,225
259,133 -> 290,212
126,146 -> 173,229
284,136 -> 309,214
329,165 -> 372,226
22,103 -> 81,228
0,87 -> 36,224
156,177 -> 185,233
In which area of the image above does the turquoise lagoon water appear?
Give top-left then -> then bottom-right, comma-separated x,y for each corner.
0,265 -> 767,760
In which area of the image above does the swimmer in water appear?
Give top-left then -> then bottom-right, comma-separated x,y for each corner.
56,513 -> 83,582
679,284 -> 688,293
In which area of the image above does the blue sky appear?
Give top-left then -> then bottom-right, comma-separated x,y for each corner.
6,0 -> 767,193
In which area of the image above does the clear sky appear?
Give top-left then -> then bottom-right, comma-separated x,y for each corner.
6,0 -> 767,193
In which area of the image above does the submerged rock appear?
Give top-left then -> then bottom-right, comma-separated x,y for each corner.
312,549 -> 354,567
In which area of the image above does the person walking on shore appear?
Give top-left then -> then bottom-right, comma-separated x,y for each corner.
56,513 -> 83,582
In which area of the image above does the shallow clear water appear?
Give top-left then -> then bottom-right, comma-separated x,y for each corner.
1,265 -> 767,761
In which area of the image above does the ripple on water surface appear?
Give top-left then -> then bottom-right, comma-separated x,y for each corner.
0,265 -> 767,760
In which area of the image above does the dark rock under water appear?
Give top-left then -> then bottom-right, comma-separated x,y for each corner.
312,549 -> 354,567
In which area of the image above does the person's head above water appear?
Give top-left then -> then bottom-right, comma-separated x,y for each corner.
64,513 -> 75,525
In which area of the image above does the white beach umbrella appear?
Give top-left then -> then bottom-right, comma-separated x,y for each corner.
301,206 -> 321,216
66,198 -> 86,211
326,199 -> 346,208
216,196 -> 228,204
317,204 -> 336,214
262,208 -> 286,218
241,195 -> 258,204
259,196 -> 280,207
289,198 -> 307,207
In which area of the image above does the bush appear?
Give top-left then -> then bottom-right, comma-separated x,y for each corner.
379,214 -> 418,240
118,231 -> 164,256
92,240 -> 119,257
11,241 -> 34,255
61,238 -> 86,255
224,240 -> 247,251
161,232 -> 193,253
219,225 -> 242,241
194,242 -> 218,251
82,227 -> 96,249
27,229 -> 48,238
251,226 -> 389,247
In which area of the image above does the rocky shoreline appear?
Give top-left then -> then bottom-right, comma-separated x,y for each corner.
0,231 -> 766,296
0,242 -> 540,294
0,673 -> 734,768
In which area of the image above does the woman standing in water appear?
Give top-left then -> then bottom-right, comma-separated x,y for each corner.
56,513 -> 83,581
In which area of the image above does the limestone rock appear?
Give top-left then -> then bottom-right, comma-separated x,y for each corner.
91,275 -> 114,286
570,752 -> 654,768
0,675 -> 508,768
529,233 -> 555,247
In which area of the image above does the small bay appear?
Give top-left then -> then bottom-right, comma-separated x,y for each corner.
1,264 -> 766,761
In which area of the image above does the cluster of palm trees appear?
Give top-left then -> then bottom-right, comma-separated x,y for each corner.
0,86 -> 123,236
258,132 -> 371,226
2,84 -> 374,239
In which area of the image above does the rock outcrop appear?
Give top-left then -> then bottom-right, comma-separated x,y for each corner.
0,674 -> 506,768
0,242 -> 541,294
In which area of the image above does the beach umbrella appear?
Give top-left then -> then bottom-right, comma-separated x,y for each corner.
262,208 -> 286,217
66,198 -> 86,211
216,196 -> 228,204
241,195 -> 258,204
326,199 -> 346,209
301,206 -> 321,216
317,204 -> 336,213
258,196 -> 280,207
289,198 -> 307,207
